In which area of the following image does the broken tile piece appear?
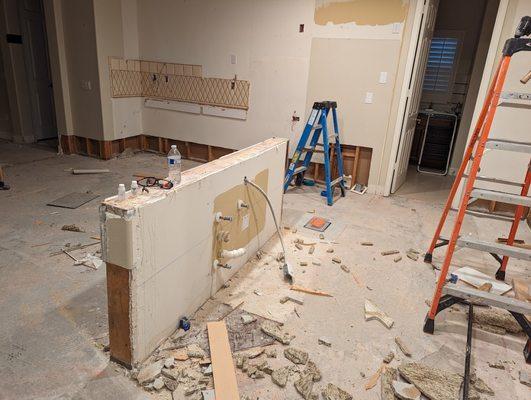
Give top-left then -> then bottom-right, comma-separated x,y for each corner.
327,248 -> 334,253
284,347 -> 309,365
381,367 -> 398,400
305,360 -> 321,382
319,233 -> 325,239
187,343 -> 206,358
271,366 -> 290,387
365,300 -> 394,329
137,360 -> 164,384
308,245 -> 315,255
265,348 -> 277,358
318,337 -> 332,347
322,383 -> 353,400
394,255 -> 402,263
406,251 -> 419,261
241,314 -> 256,325
294,370 -> 314,399
340,264 -> 350,273
392,381 -> 421,400
332,256 -> 341,263
361,242 -> 373,246
395,336 -> 412,357
383,351 -> 395,364
261,320 -> 293,345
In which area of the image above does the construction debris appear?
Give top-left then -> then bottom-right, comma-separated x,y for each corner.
398,362 -> 493,400
365,365 -> 385,390
322,383 -> 352,400
394,255 -> 402,263
187,344 -> 206,358
284,347 -> 308,365
265,348 -> 277,358
327,248 -> 334,253
318,337 -> 332,347
72,169 -> 110,174
137,360 -> 164,385
380,367 -> 398,400
365,300 -> 394,329
395,336 -> 412,357
207,321 -> 240,399
305,360 -> 321,382
406,250 -> 419,261
487,361 -> 505,370
383,351 -> 395,364
271,366 -> 290,387
61,224 -> 85,233
361,242 -> 373,246
381,250 -> 399,256
295,243 -> 303,250
290,285 -> 332,297
473,307 -> 522,334
261,320 -> 293,345
332,256 -> 341,264
299,261 -> 308,266
280,295 -> 304,305
241,314 -> 256,325
294,370 -> 315,399
392,381 -> 421,400
152,377 -> 164,390
319,234 -> 325,239
308,245 -> 315,254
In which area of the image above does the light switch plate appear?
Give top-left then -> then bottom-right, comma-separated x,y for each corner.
364,92 -> 373,104
379,72 -> 388,84
230,54 -> 237,65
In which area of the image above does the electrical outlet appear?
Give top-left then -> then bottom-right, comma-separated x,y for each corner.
392,23 -> 401,34
364,92 -> 373,104
230,54 -> 237,65
379,72 -> 388,84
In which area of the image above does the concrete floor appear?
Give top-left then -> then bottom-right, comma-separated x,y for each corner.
1,141 -> 529,399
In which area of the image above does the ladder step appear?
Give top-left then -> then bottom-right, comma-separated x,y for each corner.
463,174 -> 523,187
328,135 -> 337,141
456,237 -> 531,261
470,188 -> 531,207
303,147 -> 324,154
450,207 -> 523,222
330,176 -> 345,186
485,139 -> 531,153
442,283 -> 531,315
294,166 -> 307,174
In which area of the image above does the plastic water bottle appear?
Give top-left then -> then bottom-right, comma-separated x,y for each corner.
131,180 -> 139,197
167,145 -> 181,185
117,184 -> 126,201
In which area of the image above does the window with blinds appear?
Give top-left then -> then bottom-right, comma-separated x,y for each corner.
422,37 -> 459,92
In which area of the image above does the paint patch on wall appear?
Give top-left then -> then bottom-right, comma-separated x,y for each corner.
315,0 -> 408,26
212,169 -> 268,265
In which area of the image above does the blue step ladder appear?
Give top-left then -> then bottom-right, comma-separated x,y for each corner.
284,101 -> 346,206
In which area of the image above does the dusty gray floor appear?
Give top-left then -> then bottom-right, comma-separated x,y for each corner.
1,141 -> 529,399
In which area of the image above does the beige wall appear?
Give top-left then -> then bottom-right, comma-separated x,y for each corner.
132,0 -> 413,192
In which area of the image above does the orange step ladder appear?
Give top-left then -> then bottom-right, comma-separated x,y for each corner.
422,16 -> 531,363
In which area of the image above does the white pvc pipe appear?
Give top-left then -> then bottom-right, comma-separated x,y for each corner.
221,247 -> 246,259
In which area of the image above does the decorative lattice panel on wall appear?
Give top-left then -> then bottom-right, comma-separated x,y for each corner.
109,57 -> 250,110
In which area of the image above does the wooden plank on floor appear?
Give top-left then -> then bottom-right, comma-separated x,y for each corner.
207,320 -> 239,400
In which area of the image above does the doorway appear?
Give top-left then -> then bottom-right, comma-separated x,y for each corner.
389,0 -> 500,199
19,0 -> 57,144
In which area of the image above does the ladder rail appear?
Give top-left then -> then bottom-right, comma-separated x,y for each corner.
424,59 -> 503,262
427,55 -> 512,323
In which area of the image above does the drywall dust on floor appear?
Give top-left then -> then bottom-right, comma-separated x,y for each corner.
314,0 -> 408,26
1,141 -> 529,399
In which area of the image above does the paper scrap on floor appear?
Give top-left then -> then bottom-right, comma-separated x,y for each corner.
454,267 -> 512,295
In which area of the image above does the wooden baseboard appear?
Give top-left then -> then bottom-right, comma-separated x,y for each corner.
60,134 -> 373,185
60,134 -> 235,162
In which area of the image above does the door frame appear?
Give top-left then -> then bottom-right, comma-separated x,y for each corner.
383,0 -> 509,196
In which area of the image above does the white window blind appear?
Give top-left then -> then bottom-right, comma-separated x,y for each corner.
423,37 -> 459,92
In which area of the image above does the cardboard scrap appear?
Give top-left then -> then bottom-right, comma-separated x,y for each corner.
454,267 -> 511,295
365,300 -> 394,329
207,321 -> 239,400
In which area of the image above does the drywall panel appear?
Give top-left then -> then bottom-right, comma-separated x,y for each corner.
305,38 -> 401,190
102,138 -> 287,364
